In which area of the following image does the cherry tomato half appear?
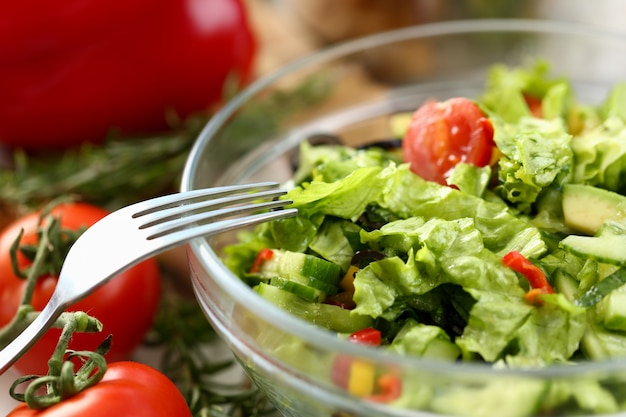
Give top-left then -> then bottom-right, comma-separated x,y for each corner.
402,97 -> 495,185
0,203 -> 161,375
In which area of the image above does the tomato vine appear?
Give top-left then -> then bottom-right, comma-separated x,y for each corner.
0,213 -> 109,408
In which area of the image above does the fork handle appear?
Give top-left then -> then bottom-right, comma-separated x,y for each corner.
0,302 -> 61,375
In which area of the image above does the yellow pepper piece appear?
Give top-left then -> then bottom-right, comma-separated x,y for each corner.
340,265 -> 359,292
348,360 -> 375,397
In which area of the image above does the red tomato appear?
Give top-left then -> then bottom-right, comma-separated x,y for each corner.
402,97 -> 495,184
0,203 -> 161,375
0,0 -> 256,150
7,361 -> 192,416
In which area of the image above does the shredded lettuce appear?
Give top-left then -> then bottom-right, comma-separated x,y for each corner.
493,116 -> 573,212
571,116 -> 626,193
481,60 -> 571,123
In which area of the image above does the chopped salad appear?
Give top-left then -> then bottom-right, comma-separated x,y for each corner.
224,61 -> 626,415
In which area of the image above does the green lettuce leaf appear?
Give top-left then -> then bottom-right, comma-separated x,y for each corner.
388,318 -> 461,360
600,82 -> 626,121
493,117 -> 573,212
380,165 -> 546,258
459,292 -> 585,362
446,163 -> 492,197
571,116 -> 626,193
481,61 -> 571,123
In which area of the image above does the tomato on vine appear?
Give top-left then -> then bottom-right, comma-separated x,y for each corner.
0,203 -> 161,375
7,361 -> 192,416
402,97 -> 495,185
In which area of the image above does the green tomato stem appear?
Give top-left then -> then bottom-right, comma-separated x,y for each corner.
18,215 -> 59,306
46,314 -> 78,381
8,315 -> 108,409
0,310 -> 102,351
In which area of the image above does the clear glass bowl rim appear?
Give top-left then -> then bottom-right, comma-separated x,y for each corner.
181,18 -> 626,378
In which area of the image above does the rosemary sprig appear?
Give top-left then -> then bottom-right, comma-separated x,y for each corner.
0,115 -> 207,212
145,293 -> 277,417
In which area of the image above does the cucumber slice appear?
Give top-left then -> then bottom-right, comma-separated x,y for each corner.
576,268 -> 626,308
599,292 -> 626,331
294,275 -> 338,295
560,234 -> 626,266
430,379 -> 547,417
562,184 -> 626,235
269,277 -> 326,302
301,254 -> 343,284
258,249 -> 343,285
255,283 -> 372,333
554,270 -> 580,302
598,220 -> 626,237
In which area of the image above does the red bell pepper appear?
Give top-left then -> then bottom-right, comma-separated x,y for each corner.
0,0 -> 256,150
249,248 -> 274,273
502,250 -> 554,304
367,373 -> 402,403
348,327 -> 382,346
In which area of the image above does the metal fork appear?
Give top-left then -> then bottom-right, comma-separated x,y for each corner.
0,182 -> 297,374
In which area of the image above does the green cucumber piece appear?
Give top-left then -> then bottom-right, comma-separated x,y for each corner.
576,268 -> 626,308
255,283 -> 372,333
598,292 -> 626,331
560,234 -> 626,266
258,249 -> 342,285
430,379 -> 547,417
554,270 -> 580,302
246,271 -> 338,295
269,277 -> 326,302
292,275 -> 338,295
562,184 -> 626,235
598,220 -> 626,237
301,254 -> 343,284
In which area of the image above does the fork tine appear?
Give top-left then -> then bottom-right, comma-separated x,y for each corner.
137,188 -> 290,229
151,208 -> 298,246
132,182 -> 283,217
145,199 -> 293,239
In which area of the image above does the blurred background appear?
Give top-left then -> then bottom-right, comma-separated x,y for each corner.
248,0 -> 626,77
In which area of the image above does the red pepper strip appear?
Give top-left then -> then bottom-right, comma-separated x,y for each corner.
524,288 -> 552,305
502,250 -> 554,304
249,248 -> 274,273
523,94 -> 543,118
348,327 -> 382,346
367,374 -> 403,403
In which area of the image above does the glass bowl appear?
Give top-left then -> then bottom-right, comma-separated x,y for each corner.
181,20 -> 626,417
